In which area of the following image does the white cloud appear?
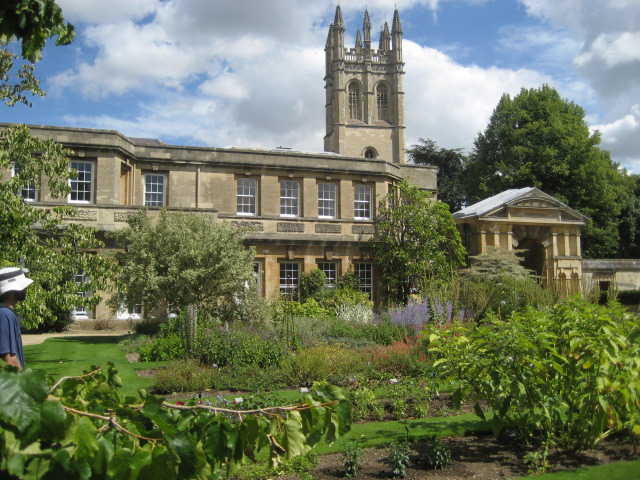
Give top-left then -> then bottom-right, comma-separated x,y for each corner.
57,0 -> 161,24
403,42 -> 551,153
519,0 -> 640,168
594,105 -> 640,172
42,0 -> 639,170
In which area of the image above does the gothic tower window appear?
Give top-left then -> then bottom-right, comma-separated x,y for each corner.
348,81 -> 362,121
376,83 -> 388,121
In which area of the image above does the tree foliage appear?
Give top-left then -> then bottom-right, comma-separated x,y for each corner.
1,0 -> 74,62
0,364 -> 351,479
426,298 -> 640,450
408,138 -> 468,212
466,85 -> 630,258
617,174 -> 640,259
0,125 -> 117,329
373,179 -> 466,306
110,210 -> 256,320
0,1 -> 115,330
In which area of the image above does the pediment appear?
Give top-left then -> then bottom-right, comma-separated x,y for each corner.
454,187 -> 588,225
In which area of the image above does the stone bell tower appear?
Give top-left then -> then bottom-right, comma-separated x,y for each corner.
324,6 -> 406,164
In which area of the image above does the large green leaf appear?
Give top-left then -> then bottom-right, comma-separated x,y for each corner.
39,399 -> 67,441
73,416 -> 99,461
0,369 -> 48,447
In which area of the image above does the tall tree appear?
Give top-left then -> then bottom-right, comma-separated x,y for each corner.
1,0 -> 115,329
467,85 -> 629,258
373,179 -> 466,306
617,174 -> 640,258
110,210 -> 256,320
408,138 -> 468,212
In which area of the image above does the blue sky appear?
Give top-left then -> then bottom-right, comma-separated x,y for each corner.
3,0 -> 639,171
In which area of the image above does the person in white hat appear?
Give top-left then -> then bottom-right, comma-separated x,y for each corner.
0,267 -> 34,370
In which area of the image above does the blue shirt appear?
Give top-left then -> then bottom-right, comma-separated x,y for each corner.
0,305 -> 25,369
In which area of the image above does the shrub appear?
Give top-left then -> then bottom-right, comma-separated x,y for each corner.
279,345 -> 368,386
426,297 -> 640,450
368,338 -> 429,377
211,364 -> 285,392
335,303 -> 374,324
137,332 -> 187,361
615,289 -> 640,305
299,269 -> 328,301
342,440 -> 363,477
131,317 -> 165,335
349,386 -> 384,421
151,359 -> 215,393
386,441 -> 411,478
422,438 -> 451,470
363,317 -> 409,345
93,316 -> 115,330
292,316 -> 333,347
198,327 -> 287,368
388,378 -> 431,419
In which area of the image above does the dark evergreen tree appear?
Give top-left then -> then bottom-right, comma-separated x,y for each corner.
408,138 -> 468,212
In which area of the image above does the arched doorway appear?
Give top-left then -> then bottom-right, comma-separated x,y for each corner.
517,238 -> 546,277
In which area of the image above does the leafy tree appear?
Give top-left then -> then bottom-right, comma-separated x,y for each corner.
373,179 -> 466,306
110,210 -> 256,320
617,174 -> 640,258
1,4 -> 114,329
1,0 -> 74,62
1,125 -> 117,329
1,0 -> 74,105
466,85 -> 630,258
408,138 -> 468,212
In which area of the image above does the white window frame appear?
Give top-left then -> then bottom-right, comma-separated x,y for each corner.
318,182 -> 337,219
354,263 -> 373,300
354,184 -> 372,219
318,262 -> 338,288
279,262 -> 300,300
237,177 -> 257,216
11,163 -> 37,202
69,161 -> 94,204
280,180 -> 299,217
144,173 -> 167,207
117,304 -> 142,320
72,272 -> 90,319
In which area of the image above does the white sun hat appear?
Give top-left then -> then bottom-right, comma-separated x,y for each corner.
0,267 -> 34,296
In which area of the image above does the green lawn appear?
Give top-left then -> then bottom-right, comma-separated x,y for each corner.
518,459 -> 640,479
313,413 -> 491,455
24,335 -> 153,397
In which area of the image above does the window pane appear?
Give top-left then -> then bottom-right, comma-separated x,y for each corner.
70,161 -> 93,203
354,184 -> 371,219
279,262 -> 300,300
145,174 -> 166,206
12,164 -> 37,201
73,272 -> 89,317
377,83 -> 388,121
280,180 -> 299,217
318,182 -> 336,218
354,263 -> 373,300
237,178 -> 257,215
348,82 -> 361,120
318,262 -> 337,287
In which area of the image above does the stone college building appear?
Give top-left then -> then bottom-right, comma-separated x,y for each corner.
2,7 -> 438,320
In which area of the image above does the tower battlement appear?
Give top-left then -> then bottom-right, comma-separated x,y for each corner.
324,6 -> 406,164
